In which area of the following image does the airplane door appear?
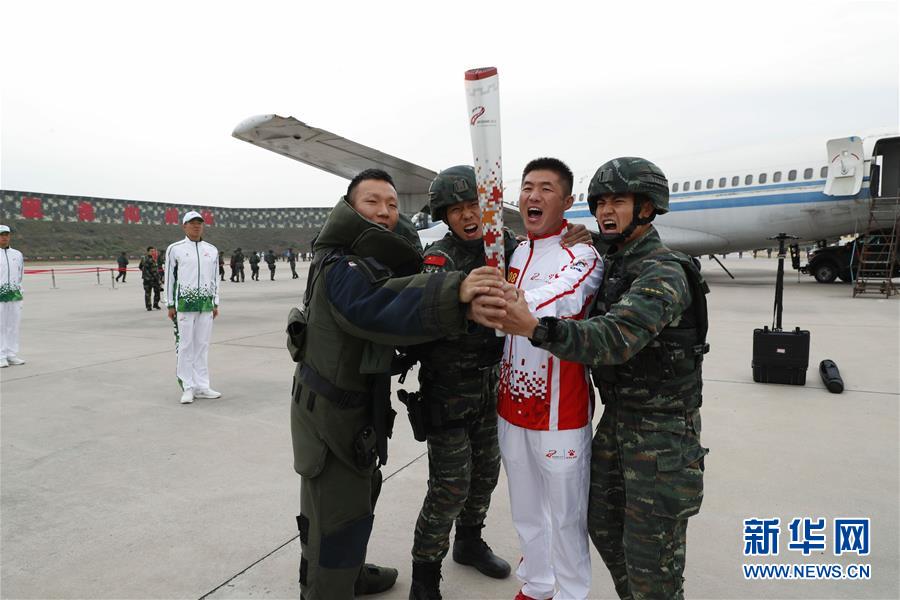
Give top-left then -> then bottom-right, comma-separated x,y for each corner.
824,137 -> 864,196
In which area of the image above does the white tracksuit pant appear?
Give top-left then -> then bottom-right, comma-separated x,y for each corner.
498,416 -> 592,600
175,311 -> 213,391
0,301 -> 22,359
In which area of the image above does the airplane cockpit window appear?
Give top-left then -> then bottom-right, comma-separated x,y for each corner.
411,212 -> 432,230
718,177 -> 726,188
804,168 -> 813,179
673,183 -> 679,192
788,169 -> 797,181
684,181 -> 690,191
759,173 -> 768,184
773,171 -> 782,183
820,166 -> 828,178
694,180 -> 702,190
731,176 -> 740,186
745,174 -> 754,185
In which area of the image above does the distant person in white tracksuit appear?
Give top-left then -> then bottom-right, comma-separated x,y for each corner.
165,211 -> 221,404
0,224 -> 26,369
495,159 -> 603,600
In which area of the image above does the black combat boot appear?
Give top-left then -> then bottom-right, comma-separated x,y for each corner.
409,561 -> 442,600
354,563 -> 398,595
452,524 -> 511,579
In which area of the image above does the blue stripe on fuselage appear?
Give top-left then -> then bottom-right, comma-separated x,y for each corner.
566,186 -> 870,218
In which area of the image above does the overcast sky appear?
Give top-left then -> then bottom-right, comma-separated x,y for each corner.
2,0 -> 897,208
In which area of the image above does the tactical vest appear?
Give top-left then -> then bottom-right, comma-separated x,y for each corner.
592,249 -> 710,412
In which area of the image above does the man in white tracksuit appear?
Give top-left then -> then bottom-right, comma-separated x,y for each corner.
496,159 -> 603,600
166,211 -> 221,404
0,224 -> 26,369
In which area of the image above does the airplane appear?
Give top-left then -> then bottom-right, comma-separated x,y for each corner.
232,115 -> 899,259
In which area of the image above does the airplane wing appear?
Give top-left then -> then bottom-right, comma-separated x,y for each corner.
232,114 -> 437,214
233,114 -> 526,231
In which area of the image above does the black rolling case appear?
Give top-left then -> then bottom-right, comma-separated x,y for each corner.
752,234 -> 810,385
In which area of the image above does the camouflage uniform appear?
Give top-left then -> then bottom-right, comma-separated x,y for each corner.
140,253 -> 162,309
411,229 -> 519,564
537,225 -> 709,600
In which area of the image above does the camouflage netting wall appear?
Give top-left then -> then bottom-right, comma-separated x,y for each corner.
0,190 -> 332,260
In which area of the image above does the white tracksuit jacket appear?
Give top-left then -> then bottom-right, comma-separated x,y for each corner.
165,238 -> 219,312
1,247 -> 24,303
497,221 -> 603,431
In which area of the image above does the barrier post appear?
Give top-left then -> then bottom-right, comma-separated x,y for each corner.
51,269 -> 58,289
96,267 -> 102,285
110,268 -> 116,289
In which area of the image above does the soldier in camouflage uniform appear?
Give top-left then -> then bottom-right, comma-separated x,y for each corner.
288,168 -> 505,600
476,157 -> 709,600
140,246 -> 162,311
408,166 -> 516,600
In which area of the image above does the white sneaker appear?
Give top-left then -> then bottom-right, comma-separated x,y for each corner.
6,356 -> 25,366
194,388 -> 222,399
0,358 -> 8,368
180,388 -> 194,404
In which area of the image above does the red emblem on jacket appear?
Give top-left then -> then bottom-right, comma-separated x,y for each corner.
423,255 -> 446,267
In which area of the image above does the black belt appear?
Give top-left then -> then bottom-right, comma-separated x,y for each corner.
298,363 -> 371,409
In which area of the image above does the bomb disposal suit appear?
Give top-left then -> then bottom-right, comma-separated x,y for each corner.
288,196 -> 474,600
531,158 -> 710,600
165,237 -> 219,392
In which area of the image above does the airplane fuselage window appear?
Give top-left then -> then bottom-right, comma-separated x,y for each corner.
673,183 -> 679,192
759,173 -> 768,184
695,179 -> 702,189
579,193 -> 584,201
820,166 -> 828,178
788,169 -> 797,181
745,174 -> 753,185
718,177 -> 726,188
684,181 -> 690,191
804,168 -> 813,179
773,171 -> 782,183
731,176 -> 739,186
706,179 -> 714,189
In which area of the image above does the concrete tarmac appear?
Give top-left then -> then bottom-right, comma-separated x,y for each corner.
1,257 -> 897,599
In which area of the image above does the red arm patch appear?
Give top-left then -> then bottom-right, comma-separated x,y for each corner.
423,255 -> 447,267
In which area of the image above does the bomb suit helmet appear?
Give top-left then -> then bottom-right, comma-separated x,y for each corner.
428,165 -> 478,222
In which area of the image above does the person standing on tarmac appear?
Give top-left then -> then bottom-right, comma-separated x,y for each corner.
218,251 -> 225,281
140,246 -> 163,311
265,249 -> 277,280
288,247 -> 299,279
407,166 -> 592,599
249,251 -> 261,281
234,247 -> 245,282
0,224 -> 26,368
477,157 -> 710,600
165,211 -> 222,405
287,168 -> 503,600
115,251 -> 129,282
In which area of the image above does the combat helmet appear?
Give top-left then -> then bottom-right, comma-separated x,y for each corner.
428,165 -> 478,222
587,157 -> 669,243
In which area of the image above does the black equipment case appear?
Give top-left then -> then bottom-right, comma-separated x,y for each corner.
752,234 -> 810,385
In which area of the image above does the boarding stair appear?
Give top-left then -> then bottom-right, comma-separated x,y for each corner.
852,195 -> 900,298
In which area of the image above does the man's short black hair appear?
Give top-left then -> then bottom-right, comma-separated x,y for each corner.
147,246 -> 155,252
347,168 -> 396,202
522,157 -> 574,197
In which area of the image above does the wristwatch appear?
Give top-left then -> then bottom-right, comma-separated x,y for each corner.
529,316 -> 558,347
